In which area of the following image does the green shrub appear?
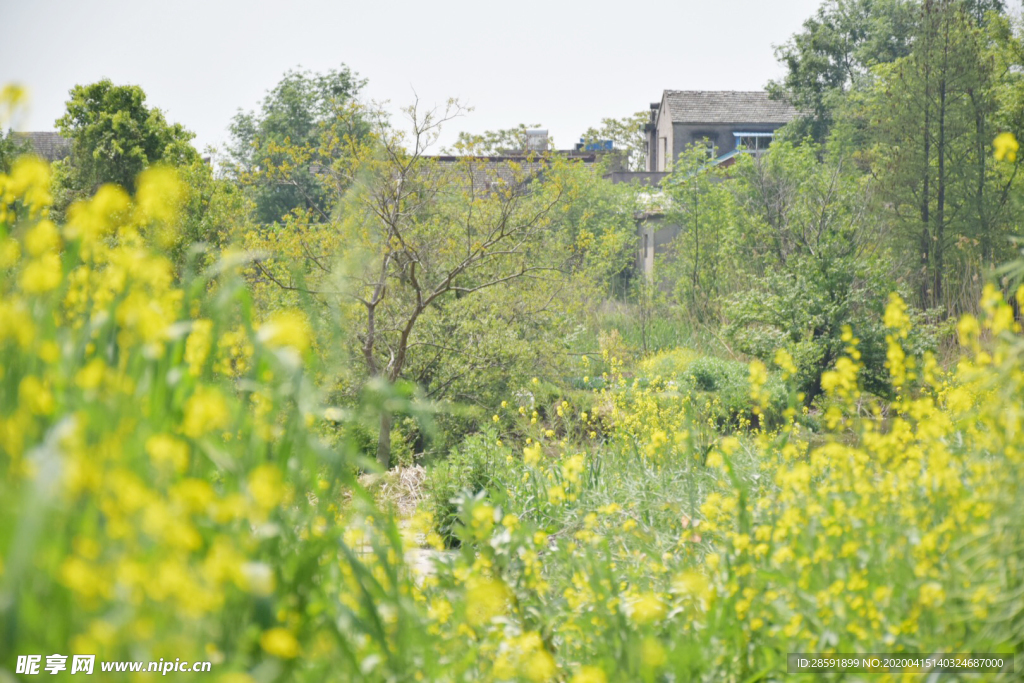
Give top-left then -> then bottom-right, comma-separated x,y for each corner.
389,417 -> 419,468
635,351 -> 789,429
680,356 -> 786,428
424,429 -> 511,546
638,347 -> 700,379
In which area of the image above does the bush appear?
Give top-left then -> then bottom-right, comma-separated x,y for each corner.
428,290 -> 1024,680
635,351 -> 789,429
638,347 -> 700,379
423,429 -> 511,546
724,273 -> 939,403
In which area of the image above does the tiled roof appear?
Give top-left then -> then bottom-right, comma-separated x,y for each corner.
14,131 -> 71,161
662,91 -> 798,124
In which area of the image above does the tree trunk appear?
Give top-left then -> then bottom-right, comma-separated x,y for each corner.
934,19 -> 948,310
919,39 -> 933,309
376,411 -> 392,469
920,112 -> 932,308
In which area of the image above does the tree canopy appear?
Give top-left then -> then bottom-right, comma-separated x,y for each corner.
227,66 -> 367,224
54,79 -> 198,199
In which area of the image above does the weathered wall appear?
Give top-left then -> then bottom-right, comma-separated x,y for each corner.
672,122 -> 781,160
637,214 -> 681,279
655,106 -> 675,172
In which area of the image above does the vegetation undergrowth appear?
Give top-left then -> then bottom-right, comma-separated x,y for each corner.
3,153 -> 1023,678
6,3 -> 1024,676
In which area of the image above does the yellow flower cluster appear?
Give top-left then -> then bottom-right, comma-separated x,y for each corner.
0,152 -> 450,679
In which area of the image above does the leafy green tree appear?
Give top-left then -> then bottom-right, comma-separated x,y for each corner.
227,66 -> 367,224
661,143 -> 736,321
54,80 -> 198,205
243,100 -> 634,467
865,0 -> 1021,311
722,142 -> 906,401
580,112 -> 649,171
167,156 -> 254,270
0,128 -> 31,173
769,0 -> 918,140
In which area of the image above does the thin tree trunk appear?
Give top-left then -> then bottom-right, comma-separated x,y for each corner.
921,110 -> 932,307
934,17 -> 948,309
377,411 -> 392,469
974,95 -> 991,263
919,6 -> 934,308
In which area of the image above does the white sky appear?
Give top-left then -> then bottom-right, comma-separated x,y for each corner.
1,0 -> 823,153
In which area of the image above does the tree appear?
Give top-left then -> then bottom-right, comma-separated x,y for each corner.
866,0 -> 1021,311
580,112 -> 649,172
54,80 -> 198,206
227,66 -> 367,225
769,0 -> 918,140
0,129 -> 31,174
452,123 -> 545,155
245,100 -> 627,467
661,142 -> 736,321
722,142 -> 902,400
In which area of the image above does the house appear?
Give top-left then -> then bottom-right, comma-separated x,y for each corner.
644,90 -> 798,172
610,90 -> 798,279
14,132 -> 71,162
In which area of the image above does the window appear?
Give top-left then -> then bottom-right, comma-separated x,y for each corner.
734,132 -> 774,154
660,137 -> 668,171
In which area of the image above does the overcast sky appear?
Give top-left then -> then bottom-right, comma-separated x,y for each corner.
1,0 -> 823,153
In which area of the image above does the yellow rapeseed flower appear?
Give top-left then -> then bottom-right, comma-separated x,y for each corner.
182,387 -> 230,438
6,156 -> 52,213
135,166 -> 184,225
993,132 -> 1019,161
259,627 -> 300,659
547,485 -> 566,504
773,348 -> 798,379
571,666 -> 608,683
523,443 -> 543,466
24,219 -> 60,257
248,464 -> 286,511
630,592 -> 666,624
19,253 -> 62,293
464,576 -> 508,626
641,637 -> 667,669
258,309 -> 311,354
18,375 -> 54,415
0,237 -> 20,268
146,434 -> 190,474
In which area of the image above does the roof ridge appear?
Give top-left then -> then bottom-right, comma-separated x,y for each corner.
660,90 -> 798,124
664,89 -> 775,94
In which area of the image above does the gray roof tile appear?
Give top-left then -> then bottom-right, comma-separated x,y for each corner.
14,131 -> 71,161
662,91 -> 798,124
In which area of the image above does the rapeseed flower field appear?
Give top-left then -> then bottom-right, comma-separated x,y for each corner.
3,146 -> 1023,680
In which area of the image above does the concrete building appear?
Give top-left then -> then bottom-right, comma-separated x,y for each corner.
608,90 -> 799,280
644,91 -> 797,172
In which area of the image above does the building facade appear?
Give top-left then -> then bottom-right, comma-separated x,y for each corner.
608,90 -> 800,280
644,90 -> 797,172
